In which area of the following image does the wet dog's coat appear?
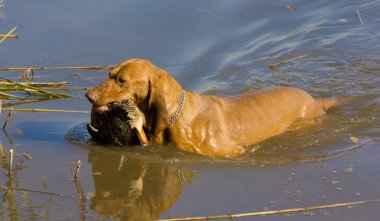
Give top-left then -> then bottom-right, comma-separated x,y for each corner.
86,59 -> 338,157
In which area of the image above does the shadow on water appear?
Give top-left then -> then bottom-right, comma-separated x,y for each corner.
1,129 -> 195,221
87,148 -> 195,221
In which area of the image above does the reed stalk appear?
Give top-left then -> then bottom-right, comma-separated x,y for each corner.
269,54 -> 308,70
2,107 -> 90,114
54,87 -> 91,91
0,186 -> 76,200
3,107 -> 14,129
8,149 -> 14,176
0,141 -> 4,156
3,129 -> 16,148
0,77 -> 74,98
0,81 -> 69,88
74,160 -> 81,180
22,153 -> 32,160
0,26 -> 17,44
0,34 -> 18,39
0,91 -> 24,99
159,199 -> 380,221
0,65 -> 113,71
18,67 -> 33,80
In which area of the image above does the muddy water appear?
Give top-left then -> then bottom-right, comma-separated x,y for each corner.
1,0 -> 380,220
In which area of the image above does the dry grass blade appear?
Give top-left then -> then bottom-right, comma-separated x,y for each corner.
8,149 -> 14,176
159,199 -> 380,221
269,54 -> 308,70
7,98 -> 53,106
0,141 -> 4,156
54,86 -> 91,91
2,107 -> 90,114
3,107 -> 14,129
3,129 -> 15,148
0,91 -> 24,99
19,67 -> 32,80
0,77 -> 74,98
0,186 -> 77,200
0,65 -> 114,71
0,81 -> 69,88
74,160 -> 81,180
0,34 -> 18,39
0,26 -> 17,44
22,153 -> 32,160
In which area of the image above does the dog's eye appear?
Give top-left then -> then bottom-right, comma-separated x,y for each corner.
117,78 -> 127,84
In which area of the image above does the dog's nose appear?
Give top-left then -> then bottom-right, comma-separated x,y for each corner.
85,90 -> 97,103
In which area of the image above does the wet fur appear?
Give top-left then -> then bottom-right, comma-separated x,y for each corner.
86,59 -> 339,157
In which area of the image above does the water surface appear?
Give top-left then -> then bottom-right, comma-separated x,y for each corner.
1,0 -> 380,220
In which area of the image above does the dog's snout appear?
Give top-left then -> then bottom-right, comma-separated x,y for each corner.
86,90 -> 97,103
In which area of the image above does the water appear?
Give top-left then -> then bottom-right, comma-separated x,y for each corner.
1,0 -> 380,220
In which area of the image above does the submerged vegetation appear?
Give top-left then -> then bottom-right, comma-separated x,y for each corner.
0,24 -> 112,112
0,26 -> 99,219
0,71 -> 87,112
0,27 -> 72,110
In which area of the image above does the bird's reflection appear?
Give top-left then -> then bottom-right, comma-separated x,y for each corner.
88,148 -> 195,220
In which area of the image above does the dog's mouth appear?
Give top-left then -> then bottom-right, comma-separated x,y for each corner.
95,105 -> 111,112
92,101 -> 119,112
93,99 -> 136,112
89,99 -> 148,147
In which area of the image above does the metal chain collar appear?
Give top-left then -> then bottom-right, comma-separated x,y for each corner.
168,90 -> 186,126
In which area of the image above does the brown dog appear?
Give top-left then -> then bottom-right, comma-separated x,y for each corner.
86,59 -> 337,157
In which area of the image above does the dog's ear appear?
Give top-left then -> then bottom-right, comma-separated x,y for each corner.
148,78 -> 170,136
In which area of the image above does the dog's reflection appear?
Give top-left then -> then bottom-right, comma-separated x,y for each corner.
88,148 -> 195,220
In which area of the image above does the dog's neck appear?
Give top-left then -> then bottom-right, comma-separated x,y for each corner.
156,69 -> 185,126
168,90 -> 186,126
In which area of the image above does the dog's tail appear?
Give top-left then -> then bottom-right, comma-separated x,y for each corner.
316,97 -> 350,111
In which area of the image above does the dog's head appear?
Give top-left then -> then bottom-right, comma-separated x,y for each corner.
86,59 -> 152,111
86,59 -> 181,145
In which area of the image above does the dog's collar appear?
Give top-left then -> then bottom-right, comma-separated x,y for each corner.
169,90 -> 186,126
